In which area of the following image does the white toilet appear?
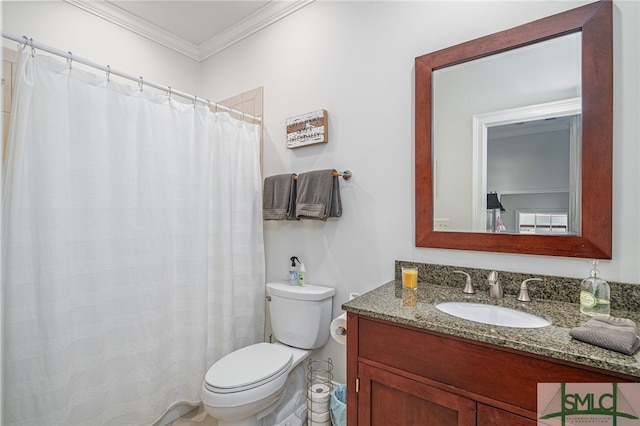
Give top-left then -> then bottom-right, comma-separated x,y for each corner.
200,282 -> 336,426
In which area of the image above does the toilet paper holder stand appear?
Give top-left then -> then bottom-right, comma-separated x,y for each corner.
306,358 -> 334,425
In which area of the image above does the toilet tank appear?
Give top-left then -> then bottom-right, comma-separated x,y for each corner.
266,282 -> 336,349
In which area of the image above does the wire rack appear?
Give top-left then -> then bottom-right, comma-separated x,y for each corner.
306,358 -> 334,426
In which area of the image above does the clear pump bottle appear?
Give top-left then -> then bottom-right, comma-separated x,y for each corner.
289,256 -> 299,285
580,260 -> 610,316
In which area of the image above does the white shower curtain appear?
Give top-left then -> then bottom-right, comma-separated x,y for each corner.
2,50 -> 265,425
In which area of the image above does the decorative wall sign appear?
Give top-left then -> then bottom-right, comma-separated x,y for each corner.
286,109 -> 328,149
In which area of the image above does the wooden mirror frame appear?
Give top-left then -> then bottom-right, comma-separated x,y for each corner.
415,0 -> 612,258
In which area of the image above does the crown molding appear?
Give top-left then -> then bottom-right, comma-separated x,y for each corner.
199,0 -> 314,61
64,0 -> 314,62
64,0 -> 201,60
489,116 -> 574,140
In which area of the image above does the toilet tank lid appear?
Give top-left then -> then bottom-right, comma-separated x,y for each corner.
266,282 -> 335,301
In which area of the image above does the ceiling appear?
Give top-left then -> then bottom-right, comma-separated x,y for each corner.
65,0 -> 314,61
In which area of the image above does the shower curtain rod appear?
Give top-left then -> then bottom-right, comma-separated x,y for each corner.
1,31 -> 262,123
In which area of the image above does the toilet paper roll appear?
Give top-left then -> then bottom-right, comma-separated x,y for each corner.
330,313 -> 347,345
307,383 -> 331,404
309,409 -> 330,423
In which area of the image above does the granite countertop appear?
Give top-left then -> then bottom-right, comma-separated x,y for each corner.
342,280 -> 640,379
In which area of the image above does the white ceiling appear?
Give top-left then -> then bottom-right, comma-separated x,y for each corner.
65,0 -> 314,61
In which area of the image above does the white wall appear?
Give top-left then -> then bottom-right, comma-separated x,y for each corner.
1,1 -> 201,98
200,0 -> 640,383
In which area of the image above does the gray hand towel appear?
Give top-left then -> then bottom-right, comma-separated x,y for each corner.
263,174 -> 297,220
569,315 -> 640,355
296,169 -> 342,221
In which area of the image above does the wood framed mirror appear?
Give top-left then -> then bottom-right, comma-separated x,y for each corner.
415,0 -> 612,258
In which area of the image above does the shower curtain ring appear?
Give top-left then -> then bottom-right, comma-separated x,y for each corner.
106,65 -> 111,82
18,36 -> 27,53
167,86 -> 172,99
67,51 -> 73,69
139,76 -> 144,91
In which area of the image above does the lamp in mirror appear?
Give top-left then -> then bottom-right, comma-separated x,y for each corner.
486,192 -> 505,233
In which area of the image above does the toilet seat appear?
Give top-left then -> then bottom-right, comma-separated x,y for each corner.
204,342 -> 293,394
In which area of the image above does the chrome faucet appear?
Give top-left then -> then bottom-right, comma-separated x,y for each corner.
452,270 -> 475,294
517,278 -> 543,302
487,271 -> 503,299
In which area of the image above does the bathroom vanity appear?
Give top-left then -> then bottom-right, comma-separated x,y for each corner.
365,2 -> 625,423
343,279 -> 640,425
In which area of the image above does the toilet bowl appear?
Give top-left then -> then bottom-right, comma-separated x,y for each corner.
201,342 -> 310,426
201,282 -> 335,426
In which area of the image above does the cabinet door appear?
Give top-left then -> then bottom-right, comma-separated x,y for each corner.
477,403 -> 537,426
358,363 -> 476,426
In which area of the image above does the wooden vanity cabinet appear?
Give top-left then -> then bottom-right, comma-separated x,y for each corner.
346,313 -> 636,426
476,404 -> 538,426
358,363 -> 476,426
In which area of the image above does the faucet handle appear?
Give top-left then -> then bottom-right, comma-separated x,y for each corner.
518,278 -> 543,302
452,270 -> 475,294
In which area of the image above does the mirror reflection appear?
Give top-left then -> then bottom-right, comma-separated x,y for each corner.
432,32 -> 582,234
486,113 -> 581,235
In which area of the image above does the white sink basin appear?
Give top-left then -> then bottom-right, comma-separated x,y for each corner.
435,302 -> 551,328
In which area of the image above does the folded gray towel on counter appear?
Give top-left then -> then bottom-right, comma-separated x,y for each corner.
296,169 -> 342,221
263,174 -> 297,220
569,315 -> 640,355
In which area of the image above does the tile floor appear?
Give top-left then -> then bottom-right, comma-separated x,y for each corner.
168,405 -> 217,426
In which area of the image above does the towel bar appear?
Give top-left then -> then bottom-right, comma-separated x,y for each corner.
293,170 -> 352,181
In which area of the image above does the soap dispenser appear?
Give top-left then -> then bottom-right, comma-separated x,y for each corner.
298,262 -> 306,286
580,260 -> 610,316
289,257 -> 299,285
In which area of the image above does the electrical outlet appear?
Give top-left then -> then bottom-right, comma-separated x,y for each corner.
434,218 -> 450,231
